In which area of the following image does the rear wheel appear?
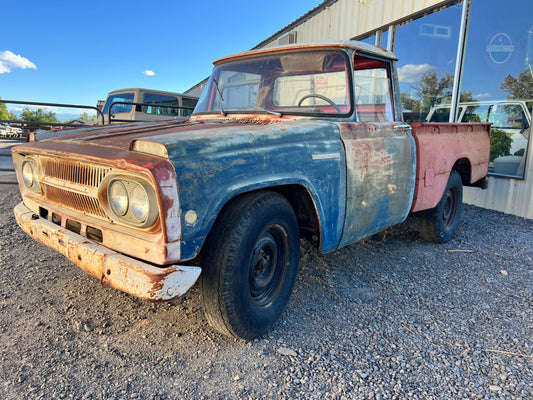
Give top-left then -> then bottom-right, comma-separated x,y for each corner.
418,170 -> 463,243
200,191 -> 300,340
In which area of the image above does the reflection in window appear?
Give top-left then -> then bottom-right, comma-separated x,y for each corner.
103,93 -> 134,114
394,4 -> 462,123
182,98 -> 197,116
195,50 -> 351,116
360,35 -> 376,46
462,0 -> 533,178
353,68 -> 393,122
274,71 -> 347,107
142,94 -> 180,116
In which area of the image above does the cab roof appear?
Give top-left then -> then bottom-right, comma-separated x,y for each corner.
214,40 -> 397,65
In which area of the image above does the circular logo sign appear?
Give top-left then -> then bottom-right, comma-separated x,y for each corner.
486,33 -> 514,64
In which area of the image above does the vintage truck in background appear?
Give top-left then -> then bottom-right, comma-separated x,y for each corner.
102,88 -> 198,124
12,41 -> 490,340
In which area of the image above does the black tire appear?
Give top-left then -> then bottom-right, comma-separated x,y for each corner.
200,191 -> 300,340
418,170 -> 463,243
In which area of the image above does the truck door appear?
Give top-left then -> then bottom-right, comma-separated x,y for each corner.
338,60 -> 416,247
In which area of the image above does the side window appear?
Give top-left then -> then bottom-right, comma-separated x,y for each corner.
142,94 -> 180,115
182,97 -> 198,116
353,67 -> 394,122
103,93 -> 135,114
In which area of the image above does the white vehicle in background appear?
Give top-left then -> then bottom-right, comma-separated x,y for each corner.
0,123 -> 23,138
102,88 -> 199,124
426,100 -> 532,176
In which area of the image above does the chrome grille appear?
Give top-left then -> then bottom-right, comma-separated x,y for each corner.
39,157 -> 113,220
43,158 -> 111,187
45,186 -> 108,219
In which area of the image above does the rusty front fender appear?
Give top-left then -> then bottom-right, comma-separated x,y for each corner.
14,202 -> 201,301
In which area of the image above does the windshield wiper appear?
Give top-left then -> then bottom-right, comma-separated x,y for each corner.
247,104 -> 282,117
212,77 -> 226,116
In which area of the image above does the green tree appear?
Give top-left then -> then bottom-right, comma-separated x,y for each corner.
401,72 -> 475,116
20,107 -> 61,124
67,112 -> 97,124
400,92 -> 421,113
500,68 -> 533,99
0,97 -> 11,120
412,72 -> 454,113
489,128 -> 512,161
78,112 -> 96,121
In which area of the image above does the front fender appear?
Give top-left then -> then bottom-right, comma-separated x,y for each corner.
172,137 -> 346,260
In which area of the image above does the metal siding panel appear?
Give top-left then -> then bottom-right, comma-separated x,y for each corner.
346,0 -> 355,38
464,138 -> 533,219
277,0 -> 452,42
334,2 -> 342,39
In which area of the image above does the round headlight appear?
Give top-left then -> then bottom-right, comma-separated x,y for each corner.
22,161 -> 35,188
109,181 -> 129,216
130,183 -> 150,222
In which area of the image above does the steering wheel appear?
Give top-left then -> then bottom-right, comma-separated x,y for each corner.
297,94 -> 341,113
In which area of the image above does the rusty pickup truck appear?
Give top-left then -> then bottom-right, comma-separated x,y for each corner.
12,41 -> 490,340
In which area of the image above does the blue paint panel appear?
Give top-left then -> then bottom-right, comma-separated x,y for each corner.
338,122 -> 416,247
147,120 -> 347,260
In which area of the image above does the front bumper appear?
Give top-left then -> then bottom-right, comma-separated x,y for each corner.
14,202 -> 201,301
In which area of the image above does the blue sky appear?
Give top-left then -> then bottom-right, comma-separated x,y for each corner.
3,0 -> 531,120
1,0 -> 321,116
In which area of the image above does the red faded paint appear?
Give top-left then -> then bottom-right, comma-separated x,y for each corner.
410,123 -> 490,212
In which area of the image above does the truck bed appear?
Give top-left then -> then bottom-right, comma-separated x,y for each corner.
410,122 -> 491,212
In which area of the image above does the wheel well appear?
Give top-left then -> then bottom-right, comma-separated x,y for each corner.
271,185 -> 320,243
210,186 -> 321,249
453,158 -> 471,185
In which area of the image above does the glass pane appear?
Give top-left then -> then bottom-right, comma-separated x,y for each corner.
354,68 -> 393,122
381,30 -> 389,49
274,71 -> 347,107
394,4 -> 463,123
462,0 -> 533,178
141,94 -> 180,116
103,93 -> 134,114
182,97 -> 198,116
360,35 -> 376,46
195,50 -> 351,117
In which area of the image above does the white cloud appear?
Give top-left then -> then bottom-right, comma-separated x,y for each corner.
475,92 -> 491,99
398,64 -> 434,83
142,70 -> 155,76
0,51 -> 37,74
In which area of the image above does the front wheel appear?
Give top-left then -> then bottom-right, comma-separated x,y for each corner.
418,170 -> 463,243
200,191 -> 300,340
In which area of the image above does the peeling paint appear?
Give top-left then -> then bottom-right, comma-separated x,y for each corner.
14,202 -> 200,301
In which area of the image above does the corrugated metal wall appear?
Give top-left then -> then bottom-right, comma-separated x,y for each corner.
263,0 -> 454,47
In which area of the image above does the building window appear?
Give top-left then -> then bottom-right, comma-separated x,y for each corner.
393,4 -> 463,124
461,0 -> 533,178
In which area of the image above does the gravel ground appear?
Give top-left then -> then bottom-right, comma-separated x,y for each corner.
0,183 -> 532,400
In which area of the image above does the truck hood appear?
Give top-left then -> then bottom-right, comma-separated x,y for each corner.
29,117 -> 340,159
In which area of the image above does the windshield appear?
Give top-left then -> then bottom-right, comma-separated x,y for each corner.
194,50 -> 352,117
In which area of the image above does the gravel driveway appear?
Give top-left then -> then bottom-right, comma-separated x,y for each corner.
0,184 -> 531,399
